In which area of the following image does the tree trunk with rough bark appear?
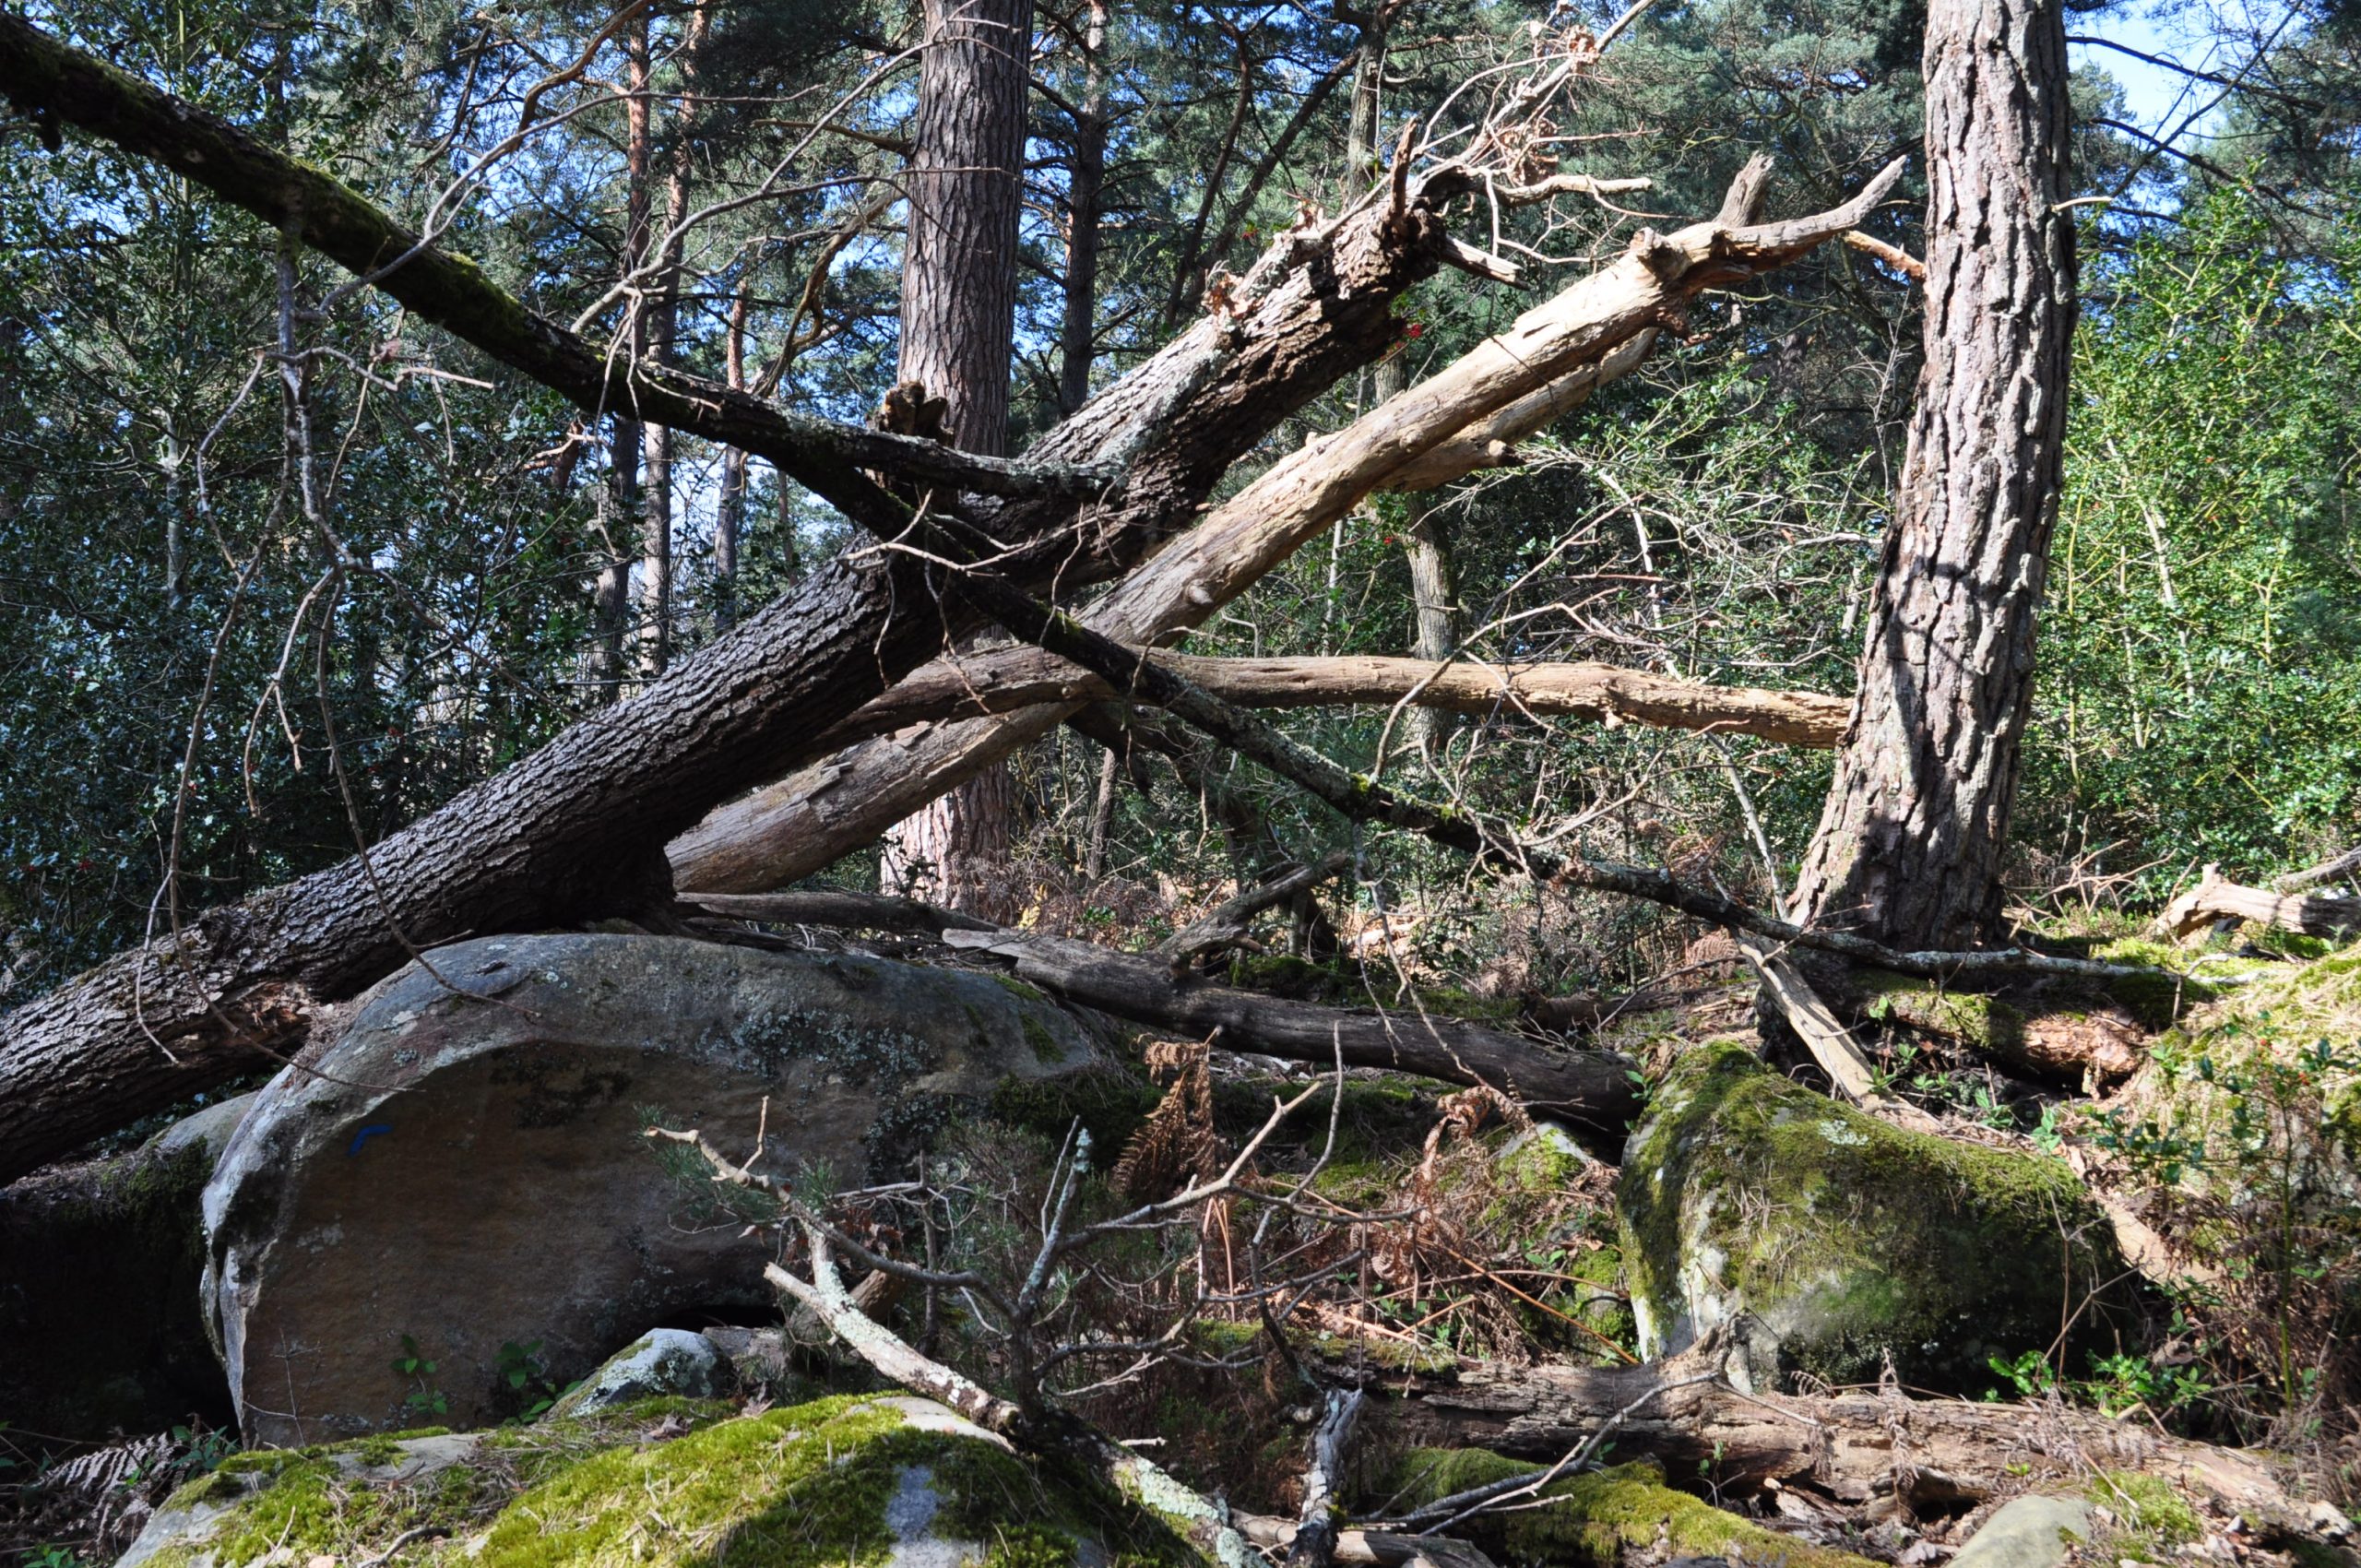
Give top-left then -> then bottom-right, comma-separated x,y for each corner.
883,0 -> 1033,915
1788,0 -> 2077,952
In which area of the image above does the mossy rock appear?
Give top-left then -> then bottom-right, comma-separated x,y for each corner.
2099,943 -> 2361,1285
125,1395 -> 1198,1568
1618,1041 -> 2133,1393
1382,1449 -> 1880,1568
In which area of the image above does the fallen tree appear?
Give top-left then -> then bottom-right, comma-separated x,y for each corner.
668,160 -> 1901,894
1346,1332 -> 2310,1526
2159,863 -> 2361,941
0,17 -> 1473,1181
682,888 -> 1641,1138
710,650 -> 1850,755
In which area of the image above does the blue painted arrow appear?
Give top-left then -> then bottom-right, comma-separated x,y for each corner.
347,1123 -> 393,1157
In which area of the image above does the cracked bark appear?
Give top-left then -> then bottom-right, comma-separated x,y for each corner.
1788,0 -> 2077,952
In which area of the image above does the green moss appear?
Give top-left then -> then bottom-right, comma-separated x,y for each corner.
477,1395 -> 1193,1568
2089,1472 -> 2203,1558
992,974 -> 1049,1004
1382,1452 -> 1879,1568
1022,1013 -> 1067,1065
1618,1041 -> 2131,1392
989,1065 -> 1162,1151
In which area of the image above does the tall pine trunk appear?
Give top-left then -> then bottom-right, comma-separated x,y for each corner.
1790,0 -> 2077,951
590,8 -> 656,702
1057,0 -> 1108,416
882,0 -> 1033,916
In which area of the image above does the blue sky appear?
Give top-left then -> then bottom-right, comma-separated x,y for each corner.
2071,1 -> 2299,149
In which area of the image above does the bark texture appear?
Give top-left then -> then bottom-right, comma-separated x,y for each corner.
1788,0 -> 2077,951
881,0 -> 1034,913
934,927 -> 1639,1139
2159,865 -> 2361,940
711,652 -> 1848,753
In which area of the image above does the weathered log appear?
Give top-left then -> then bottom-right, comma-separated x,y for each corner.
2277,845 -> 2361,895
932,927 -> 1640,1140
718,651 -> 1849,757
668,160 -> 1904,896
0,62 -> 1461,1182
1348,1336 -> 2306,1526
1829,968 -> 2146,1083
2160,864 -> 2361,941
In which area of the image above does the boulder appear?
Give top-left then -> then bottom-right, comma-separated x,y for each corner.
0,1091 -> 255,1447
1383,1449 -> 1880,1568
203,932 -> 1108,1443
1947,1497 -> 2094,1568
551,1327 -> 724,1417
119,1395 -> 1195,1568
1618,1040 -> 2131,1394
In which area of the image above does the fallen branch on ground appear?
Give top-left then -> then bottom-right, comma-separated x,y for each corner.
2276,845 -> 2361,895
1342,1331 -> 2309,1526
1157,853 -> 1355,973
2160,864 -> 2361,941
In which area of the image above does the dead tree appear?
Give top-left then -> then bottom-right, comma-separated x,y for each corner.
666,169 -> 1892,896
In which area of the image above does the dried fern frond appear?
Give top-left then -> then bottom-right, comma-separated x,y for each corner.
1113,1038 -> 1224,1201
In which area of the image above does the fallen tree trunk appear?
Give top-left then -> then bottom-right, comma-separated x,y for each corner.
668,156 -> 1904,895
681,890 -> 1639,1136
726,651 -> 1849,755
2276,845 -> 2361,895
937,925 -> 1639,1141
2160,864 -> 2361,941
1348,1336 -> 2306,1525
0,42 -> 1462,1182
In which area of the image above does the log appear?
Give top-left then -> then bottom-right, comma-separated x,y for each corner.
726,651 -> 1849,756
0,47 -> 1462,1181
2160,864 -> 2361,941
668,158 -> 1905,896
2277,845 -> 2361,895
1350,1336 -> 2307,1526
931,927 -> 1642,1141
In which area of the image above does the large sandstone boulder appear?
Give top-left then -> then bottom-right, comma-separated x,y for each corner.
1618,1040 -> 2131,1394
0,1091 -> 254,1447
204,932 -> 1108,1443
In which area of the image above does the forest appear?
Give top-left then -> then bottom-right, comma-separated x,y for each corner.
1,0 -> 2359,1562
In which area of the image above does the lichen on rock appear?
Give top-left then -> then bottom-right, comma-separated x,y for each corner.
1618,1040 -> 2133,1393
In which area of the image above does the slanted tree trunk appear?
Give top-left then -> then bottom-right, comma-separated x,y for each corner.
882,0 -> 1033,916
666,165 -> 1903,897
1787,0 -> 2077,952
